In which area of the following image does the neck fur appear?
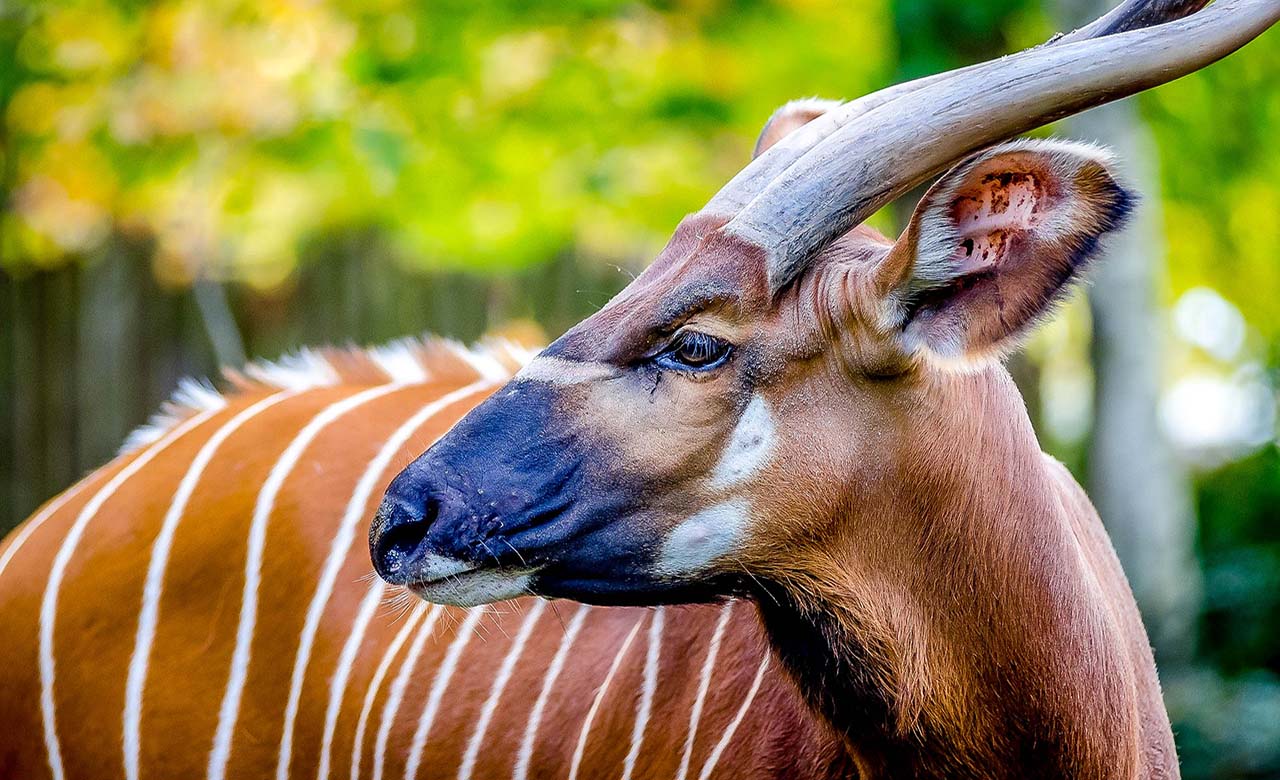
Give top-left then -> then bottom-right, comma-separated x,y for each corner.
754,367 -> 1176,779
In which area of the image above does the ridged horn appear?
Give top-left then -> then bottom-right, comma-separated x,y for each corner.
710,0 -> 1277,291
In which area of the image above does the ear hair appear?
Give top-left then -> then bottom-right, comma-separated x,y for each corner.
753,98 -> 843,159
881,138 -> 1135,363
909,139 -> 1121,291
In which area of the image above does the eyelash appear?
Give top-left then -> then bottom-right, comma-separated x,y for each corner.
652,331 -> 734,373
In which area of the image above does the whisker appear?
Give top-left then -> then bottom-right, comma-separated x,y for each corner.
500,539 -> 528,568
437,608 -> 458,638
733,558 -> 778,606
387,600 -> 415,625
549,600 -> 569,633
485,610 -> 512,641
471,615 -> 492,643
379,587 -> 419,618
478,539 -> 502,566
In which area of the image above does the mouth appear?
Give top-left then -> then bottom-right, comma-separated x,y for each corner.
406,561 -> 542,608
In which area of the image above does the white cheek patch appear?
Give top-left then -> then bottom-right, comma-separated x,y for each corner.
656,500 -> 751,576
710,394 -> 776,489
514,356 -> 620,386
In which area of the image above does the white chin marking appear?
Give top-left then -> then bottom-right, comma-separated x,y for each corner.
656,500 -> 750,576
710,394 -> 776,489
417,553 -> 481,580
514,356 -> 619,386
411,569 -> 534,608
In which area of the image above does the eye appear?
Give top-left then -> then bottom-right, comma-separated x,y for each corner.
654,331 -> 733,372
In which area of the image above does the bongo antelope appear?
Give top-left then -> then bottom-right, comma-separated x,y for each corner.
1,0 -> 1275,778
369,0 -> 1277,777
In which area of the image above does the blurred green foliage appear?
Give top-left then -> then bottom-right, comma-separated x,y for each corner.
1145,34 -> 1280,341
1198,446 -> 1280,674
0,0 -> 891,286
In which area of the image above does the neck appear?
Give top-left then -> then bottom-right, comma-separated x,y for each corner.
755,367 -> 1176,779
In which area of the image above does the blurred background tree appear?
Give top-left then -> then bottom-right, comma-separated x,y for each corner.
0,1 -> 1276,776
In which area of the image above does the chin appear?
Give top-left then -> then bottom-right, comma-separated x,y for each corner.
527,567 -> 745,607
408,567 -> 539,607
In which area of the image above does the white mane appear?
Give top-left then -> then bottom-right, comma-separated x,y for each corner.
120,337 -> 537,454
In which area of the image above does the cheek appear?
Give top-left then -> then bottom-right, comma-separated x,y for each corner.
650,393 -> 779,576
582,372 -> 732,481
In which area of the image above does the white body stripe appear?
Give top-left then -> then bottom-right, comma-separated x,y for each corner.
276,381 -> 492,780
0,470 -> 100,583
207,383 -> 406,780
372,605 -> 444,780
403,606 -> 488,780
313,580 -> 385,780
40,408 -> 220,780
124,392 -> 293,780
697,651 -> 771,780
457,600 -> 548,780
567,616 -> 645,780
621,607 -> 664,780
513,604 -> 591,780
675,602 -> 735,780
348,603 -> 429,780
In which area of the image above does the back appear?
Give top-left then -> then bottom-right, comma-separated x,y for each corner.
0,340 -> 845,780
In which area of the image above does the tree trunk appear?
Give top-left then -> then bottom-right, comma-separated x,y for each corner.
1055,0 -> 1200,666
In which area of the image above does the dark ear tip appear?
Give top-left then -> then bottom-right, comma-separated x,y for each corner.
1064,176 -> 1138,281
1108,182 -> 1139,232
1075,157 -> 1139,234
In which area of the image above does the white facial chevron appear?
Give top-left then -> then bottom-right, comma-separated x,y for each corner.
514,356 -> 620,386
711,394 -> 776,489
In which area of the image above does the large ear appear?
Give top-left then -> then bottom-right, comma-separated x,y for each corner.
879,139 -> 1134,363
753,98 -> 842,158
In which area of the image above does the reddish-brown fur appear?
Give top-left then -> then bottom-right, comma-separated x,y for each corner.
499,206 -> 1177,776
0,350 -> 850,780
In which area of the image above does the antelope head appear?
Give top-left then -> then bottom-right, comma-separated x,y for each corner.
370,0 -> 1276,613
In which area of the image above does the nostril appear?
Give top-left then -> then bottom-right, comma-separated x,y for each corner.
373,497 -> 439,579
380,520 -> 424,560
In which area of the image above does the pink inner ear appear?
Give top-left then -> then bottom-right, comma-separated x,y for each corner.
949,172 -> 1042,275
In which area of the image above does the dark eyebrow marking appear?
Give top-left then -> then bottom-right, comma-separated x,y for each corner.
654,284 -> 740,332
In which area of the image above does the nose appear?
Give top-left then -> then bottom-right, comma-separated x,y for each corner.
369,491 -> 439,583
370,461 -> 496,584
